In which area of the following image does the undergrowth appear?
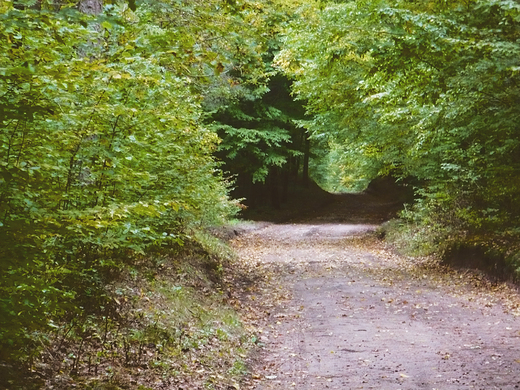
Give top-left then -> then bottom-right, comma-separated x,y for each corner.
0,234 -> 257,390
381,206 -> 520,283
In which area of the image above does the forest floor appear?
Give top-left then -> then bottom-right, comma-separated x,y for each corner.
231,191 -> 520,390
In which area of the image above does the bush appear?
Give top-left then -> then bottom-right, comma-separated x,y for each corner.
0,4 -> 237,364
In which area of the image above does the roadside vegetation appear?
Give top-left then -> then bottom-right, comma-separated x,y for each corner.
0,229 -> 267,390
0,0 -> 282,387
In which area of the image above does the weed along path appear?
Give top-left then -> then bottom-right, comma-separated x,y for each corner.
232,193 -> 520,390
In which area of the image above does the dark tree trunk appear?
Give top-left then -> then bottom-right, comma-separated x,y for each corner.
269,167 -> 281,209
293,156 -> 300,178
302,135 -> 310,188
281,168 -> 289,204
247,175 -> 257,208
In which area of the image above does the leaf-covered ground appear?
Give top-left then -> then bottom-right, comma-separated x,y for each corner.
232,193 -> 520,389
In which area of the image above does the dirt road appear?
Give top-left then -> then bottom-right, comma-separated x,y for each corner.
232,193 -> 520,390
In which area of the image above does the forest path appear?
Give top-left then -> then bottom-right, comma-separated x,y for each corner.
232,193 -> 520,390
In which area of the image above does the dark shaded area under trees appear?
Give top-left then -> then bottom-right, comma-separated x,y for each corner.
210,74 -> 312,211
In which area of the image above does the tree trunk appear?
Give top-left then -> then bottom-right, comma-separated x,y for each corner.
302,135 -> 310,188
78,0 -> 102,14
281,168 -> 289,204
292,156 -> 299,179
270,166 -> 281,209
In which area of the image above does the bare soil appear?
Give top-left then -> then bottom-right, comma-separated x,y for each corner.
232,192 -> 520,390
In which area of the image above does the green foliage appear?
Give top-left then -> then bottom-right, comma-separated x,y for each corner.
277,0 -> 520,241
310,140 -> 381,193
0,0 -> 244,364
210,75 -> 306,185
202,1 -> 311,206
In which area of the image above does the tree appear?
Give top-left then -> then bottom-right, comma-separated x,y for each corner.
277,0 -> 520,250
0,0 -> 256,363
209,74 -> 308,208
204,1 -> 312,209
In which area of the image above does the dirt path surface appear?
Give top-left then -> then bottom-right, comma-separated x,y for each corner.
232,193 -> 520,390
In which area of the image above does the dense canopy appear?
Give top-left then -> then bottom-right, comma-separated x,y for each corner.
277,0 -> 520,257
